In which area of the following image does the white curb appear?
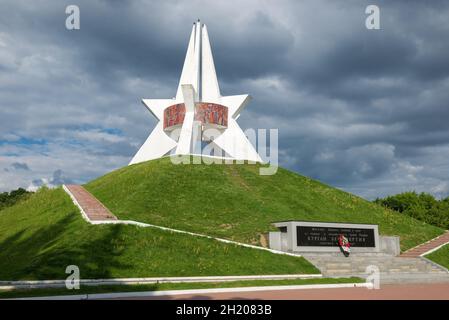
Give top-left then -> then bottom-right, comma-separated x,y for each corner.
9,282 -> 372,300
0,274 -> 322,290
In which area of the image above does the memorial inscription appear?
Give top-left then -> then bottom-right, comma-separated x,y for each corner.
296,226 -> 376,247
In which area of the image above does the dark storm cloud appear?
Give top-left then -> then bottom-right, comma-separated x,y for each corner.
11,162 -> 30,171
1,0 -> 449,199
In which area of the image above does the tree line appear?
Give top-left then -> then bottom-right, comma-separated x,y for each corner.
374,191 -> 449,229
0,188 -> 32,211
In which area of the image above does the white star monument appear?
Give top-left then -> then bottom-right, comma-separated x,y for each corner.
129,20 -> 263,165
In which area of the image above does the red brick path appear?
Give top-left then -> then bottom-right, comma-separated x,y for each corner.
114,283 -> 449,300
401,231 -> 449,258
65,185 -> 117,221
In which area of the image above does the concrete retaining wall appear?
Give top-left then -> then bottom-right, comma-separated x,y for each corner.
379,236 -> 401,256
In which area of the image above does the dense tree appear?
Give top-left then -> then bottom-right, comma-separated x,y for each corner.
0,188 -> 32,211
375,191 -> 449,229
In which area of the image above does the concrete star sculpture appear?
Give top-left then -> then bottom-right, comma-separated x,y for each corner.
129,20 -> 262,165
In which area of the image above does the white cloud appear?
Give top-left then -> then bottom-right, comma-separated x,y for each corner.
0,0 -> 449,201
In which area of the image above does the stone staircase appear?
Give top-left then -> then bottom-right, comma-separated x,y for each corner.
301,252 -> 449,284
64,185 -> 117,221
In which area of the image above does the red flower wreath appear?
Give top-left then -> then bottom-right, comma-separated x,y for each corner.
338,234 -> 351,257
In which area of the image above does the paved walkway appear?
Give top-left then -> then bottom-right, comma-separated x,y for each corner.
401,231 -> 449,257
64,185 -> 117,221
118,283 -> 449,300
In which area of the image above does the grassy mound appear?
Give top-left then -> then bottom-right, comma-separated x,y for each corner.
425,244 -> 449,270
0,188 -> 318,281
85,157 -> 443,251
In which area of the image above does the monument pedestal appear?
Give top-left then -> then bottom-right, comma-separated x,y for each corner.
268,220 -> 397,254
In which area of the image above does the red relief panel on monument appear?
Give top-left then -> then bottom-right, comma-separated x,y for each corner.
163,103 -> 228,130
163,103 -> 186,129
194,103 -> 228,127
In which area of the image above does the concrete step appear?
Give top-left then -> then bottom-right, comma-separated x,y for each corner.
302,252 -> 448,283
343,273 -> 449,285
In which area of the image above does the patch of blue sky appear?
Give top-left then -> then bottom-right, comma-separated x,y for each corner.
64,124 -> 123,134
100,128 -> 124,136
1,152 -> 20,157
0,136 -> 47,146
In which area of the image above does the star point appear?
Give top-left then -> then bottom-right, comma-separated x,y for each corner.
130,21 -> 262,165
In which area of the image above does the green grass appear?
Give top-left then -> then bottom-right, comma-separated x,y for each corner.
425,244 -> 449,270
0,187 -> 318,281
0,277 -> 363,299
85,156 -> 443,251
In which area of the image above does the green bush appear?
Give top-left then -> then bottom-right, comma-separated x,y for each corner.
0,188 -> 32,211
374,191 -> 449,229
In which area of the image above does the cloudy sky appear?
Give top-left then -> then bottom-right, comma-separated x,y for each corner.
1,0 -> 449,199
